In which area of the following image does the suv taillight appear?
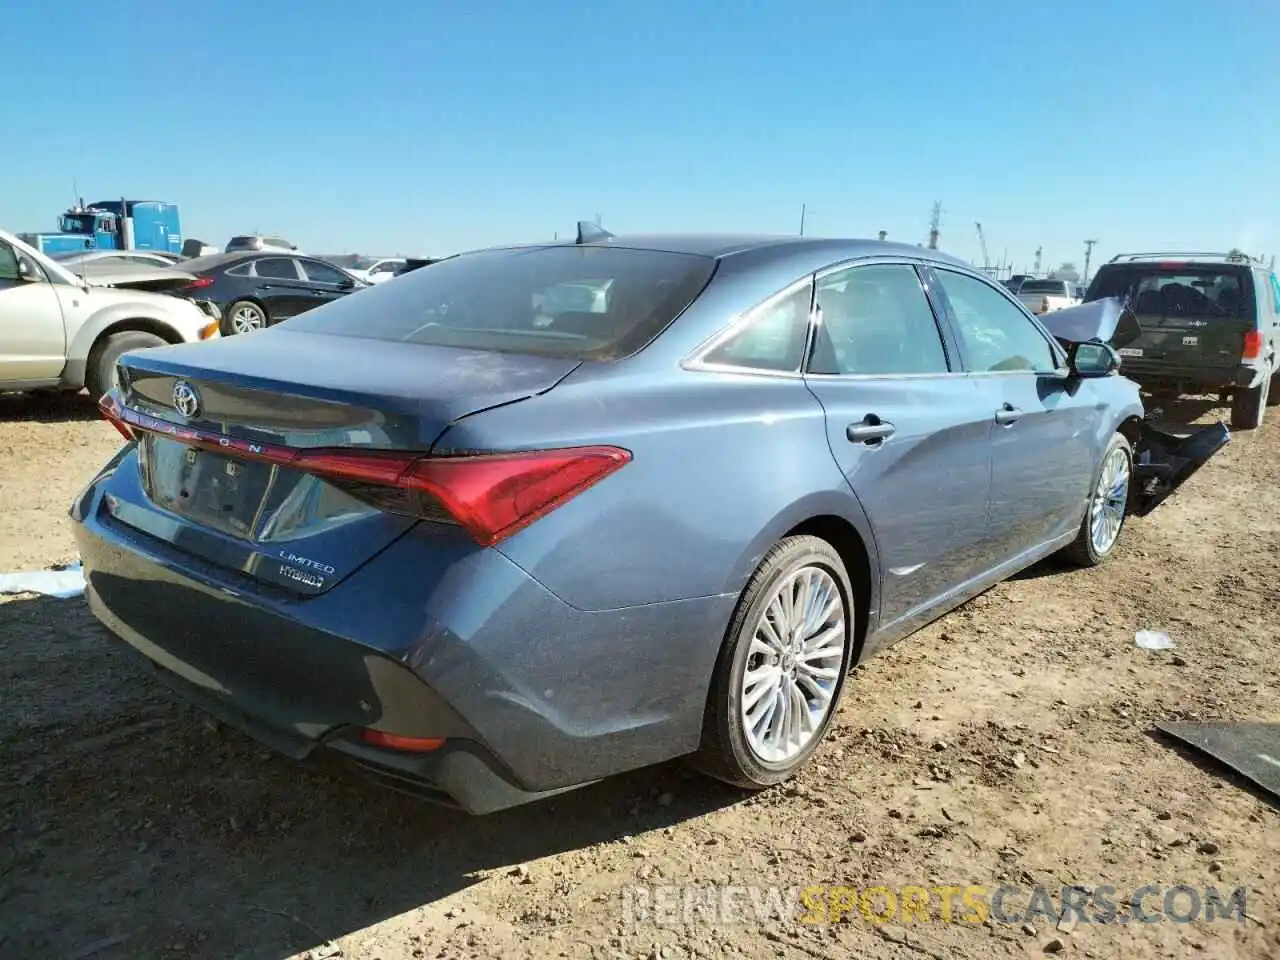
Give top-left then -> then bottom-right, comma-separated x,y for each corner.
1243,331 -> 1264,360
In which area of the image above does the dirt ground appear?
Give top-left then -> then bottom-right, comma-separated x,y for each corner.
1,390 -> 1277,960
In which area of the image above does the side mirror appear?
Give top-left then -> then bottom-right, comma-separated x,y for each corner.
17,257 -> 44,283
1068,340 -> 1120,378
337,277 -> 356,290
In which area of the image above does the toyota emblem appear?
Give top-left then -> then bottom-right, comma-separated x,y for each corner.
172,379 -> 201,418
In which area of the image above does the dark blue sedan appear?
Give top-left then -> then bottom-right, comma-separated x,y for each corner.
74,230 -> 1225,813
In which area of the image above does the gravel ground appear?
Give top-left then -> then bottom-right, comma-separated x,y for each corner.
1,390 -> 1277,960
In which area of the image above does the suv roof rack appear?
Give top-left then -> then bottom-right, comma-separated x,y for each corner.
1107,251 -> 1261,265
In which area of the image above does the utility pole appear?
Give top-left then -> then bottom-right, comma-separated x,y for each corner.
877,230 -> 887,241
928,201 -> 942,250
1083,239 -> 1098,283
975,221 -> 991,272
799,203 -> 807,236
1033,246 -> 1043,275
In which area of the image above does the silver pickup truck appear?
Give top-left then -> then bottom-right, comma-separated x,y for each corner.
0,228 -> 220,398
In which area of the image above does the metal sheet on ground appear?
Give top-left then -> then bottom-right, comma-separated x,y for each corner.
1156,722 -> 1280,802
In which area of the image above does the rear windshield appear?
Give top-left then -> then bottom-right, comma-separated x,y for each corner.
283,245 -> 718,360
1086,266 -> 1253,320
1019,280 -> 1069,294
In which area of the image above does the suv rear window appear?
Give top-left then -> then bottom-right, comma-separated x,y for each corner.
284,245 -> 718,360
1086,265 -> 1254,320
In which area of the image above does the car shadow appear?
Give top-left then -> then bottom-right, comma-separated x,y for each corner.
0,390 -> 99,423
0,594 -> 747,959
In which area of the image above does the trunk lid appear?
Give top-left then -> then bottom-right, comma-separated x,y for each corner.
105,329 -> 581,594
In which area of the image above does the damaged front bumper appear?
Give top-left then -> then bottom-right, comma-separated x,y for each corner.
1130,420 -> 1230,517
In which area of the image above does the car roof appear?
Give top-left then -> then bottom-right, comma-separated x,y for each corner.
477,233 -> 972,269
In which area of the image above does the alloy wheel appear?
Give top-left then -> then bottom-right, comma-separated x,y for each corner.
231,305 -> 266,334
740,565 -> 846,764
1090,446 -> 1130,554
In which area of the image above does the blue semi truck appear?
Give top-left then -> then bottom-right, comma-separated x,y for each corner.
19,199 -> 182,256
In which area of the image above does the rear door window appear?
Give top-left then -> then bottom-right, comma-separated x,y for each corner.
285,245 -> 718,361
254,257 -> 299,280
809,264 -> 950,375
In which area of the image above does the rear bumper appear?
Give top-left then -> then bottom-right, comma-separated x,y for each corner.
71,464 -> 733,811
85,588 -> 575,813
1119,359 -> 1265,392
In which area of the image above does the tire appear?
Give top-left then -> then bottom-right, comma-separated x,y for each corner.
85,331 -> 167,399
1266,368 -> 1280,408
690,535 -> 855,789
223,300 -> 268,336
1062,433 -> 1133,568
1230,377 -> 1268,429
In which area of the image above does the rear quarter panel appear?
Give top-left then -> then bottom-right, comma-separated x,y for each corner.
431,363 -> 880,614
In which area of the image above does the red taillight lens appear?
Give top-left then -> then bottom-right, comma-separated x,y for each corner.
400,446 -> 632,546
359,730 -> 445,752
97,392 -> 135,440
185,275 -> 215,290
1243,331 -> 1265,360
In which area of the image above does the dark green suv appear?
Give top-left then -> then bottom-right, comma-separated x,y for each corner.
1084,252 -> 1280,429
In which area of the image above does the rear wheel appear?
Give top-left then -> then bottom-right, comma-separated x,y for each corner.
85,331 -> 167,400
1266,368 -> 1280,408
1063,433 -> 1132,567
690,535 -> 854,789
1231,377 -> 1269,429
224,300 -> 267,336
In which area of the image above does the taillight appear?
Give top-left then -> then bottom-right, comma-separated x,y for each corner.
1243,331 -> 1264,360
185,275 -> 215,290
398,447 -> 631,546
96,393 -> 630,545
97,392 -> 135,440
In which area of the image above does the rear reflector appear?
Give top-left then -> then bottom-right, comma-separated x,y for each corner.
1243,331 -> 1264,360
359,730 -> 445,752
99,391 -> 631,546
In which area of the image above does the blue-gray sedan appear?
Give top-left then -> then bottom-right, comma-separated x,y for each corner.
73,231 -> 1226,813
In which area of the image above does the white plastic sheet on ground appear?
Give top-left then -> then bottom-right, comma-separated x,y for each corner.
0,562 -> 85,599
1135,629 -> 1175,651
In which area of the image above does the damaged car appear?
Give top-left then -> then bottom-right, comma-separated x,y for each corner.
72,231 -> 1226,814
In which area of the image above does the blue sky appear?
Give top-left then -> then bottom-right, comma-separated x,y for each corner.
3,1 -> 1276,273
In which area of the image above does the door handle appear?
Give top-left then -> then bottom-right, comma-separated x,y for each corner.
846,415 -> 896,445
995,404 -> 1022,426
